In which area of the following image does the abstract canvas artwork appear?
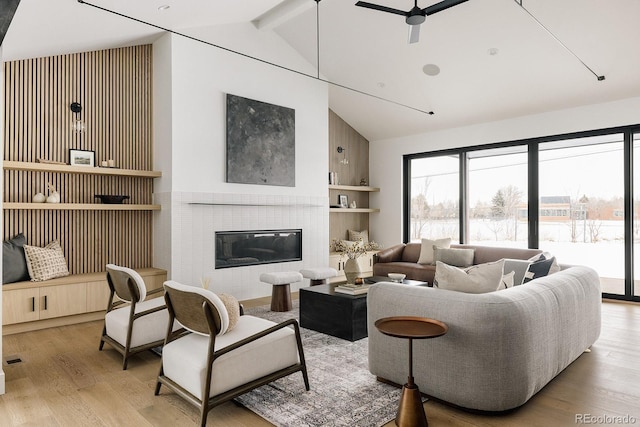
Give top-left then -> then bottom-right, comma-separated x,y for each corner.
226,94 -> 295,187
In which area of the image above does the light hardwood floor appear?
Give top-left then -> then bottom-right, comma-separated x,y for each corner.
1,299 -> 639,426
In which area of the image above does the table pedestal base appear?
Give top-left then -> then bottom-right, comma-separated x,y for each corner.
396,379 -> 427,427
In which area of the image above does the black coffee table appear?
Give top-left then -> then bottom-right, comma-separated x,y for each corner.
299,284 -> 368,341
299,278 -> 429,341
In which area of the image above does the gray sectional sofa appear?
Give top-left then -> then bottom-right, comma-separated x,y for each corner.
367,265 -> 602,411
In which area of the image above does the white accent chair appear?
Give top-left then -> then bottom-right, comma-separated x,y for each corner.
155,280 -> 309,427
99,264 -> 177,369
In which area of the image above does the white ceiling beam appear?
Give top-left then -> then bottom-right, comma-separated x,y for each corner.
253,0 -> 316,31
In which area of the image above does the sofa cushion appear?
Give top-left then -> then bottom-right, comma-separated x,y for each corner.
523,256 -> 556,283
162,315 -> 299,400
503,258 -> 532,286
500,270 -> 515,289
417,238 -> 452,265
433,246 -> 474,267
402,243 -> 422,263
529,252 -> 561,275
3,233 -> 30,284
434,259 -> 505,293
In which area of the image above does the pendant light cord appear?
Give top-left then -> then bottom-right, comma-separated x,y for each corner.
514,0 -> 604,81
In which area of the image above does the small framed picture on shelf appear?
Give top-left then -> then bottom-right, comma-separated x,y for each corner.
338,194 -> 348,208
69,149 -> 95,167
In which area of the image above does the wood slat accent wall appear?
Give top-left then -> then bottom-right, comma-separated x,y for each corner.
3,45 -> 155,274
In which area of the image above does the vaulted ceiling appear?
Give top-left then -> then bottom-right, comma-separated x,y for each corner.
3,0 -> 640,141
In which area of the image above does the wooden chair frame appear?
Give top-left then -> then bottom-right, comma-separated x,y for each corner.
99,268 -> 166,370
155,286 -> 310,427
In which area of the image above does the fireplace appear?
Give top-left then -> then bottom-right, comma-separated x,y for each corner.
215,229 -> 302,269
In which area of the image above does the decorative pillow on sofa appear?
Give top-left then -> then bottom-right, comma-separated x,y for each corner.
433,246 -> 474,267
3,233 -> 31,284
528,252 -> 561,274
417,237 -> 451,265
503,258 -> 532,286
23,240 -> 70,282
434,259 -> 505,294
348,229 -> 369,244
523,256 -> 556,284
500,270 -> 515,289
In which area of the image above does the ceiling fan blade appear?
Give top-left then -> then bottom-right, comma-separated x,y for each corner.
423,0 -> 468,16
408,24 -> 421,44
355,2 -> 408,17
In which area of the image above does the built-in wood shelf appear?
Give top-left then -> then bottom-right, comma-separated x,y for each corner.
3,161 -> 162,178
329,184 -> 380,192
329,208 -> 380,213
3,203 -> 161,211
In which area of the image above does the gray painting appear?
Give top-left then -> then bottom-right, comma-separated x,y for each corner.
226,94 -> 295,187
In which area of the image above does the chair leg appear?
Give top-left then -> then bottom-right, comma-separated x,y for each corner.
122,354 -> 129,370
200,405 -> 208,427
155,364 -> 165,396
301,365 -> 310,391
98,337 -> 105,351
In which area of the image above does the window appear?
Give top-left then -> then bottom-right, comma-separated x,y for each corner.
467,146 -> 528,247
405,125 -> 640,301
408,155 -> 459,242
539,135 -> 625,295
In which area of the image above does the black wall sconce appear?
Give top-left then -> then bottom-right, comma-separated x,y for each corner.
70,102 -> 86,132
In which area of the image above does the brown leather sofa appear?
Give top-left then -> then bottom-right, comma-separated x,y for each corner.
373,243 -> 542,285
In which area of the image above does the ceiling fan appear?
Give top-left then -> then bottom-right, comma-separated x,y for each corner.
355,0 -> 469,44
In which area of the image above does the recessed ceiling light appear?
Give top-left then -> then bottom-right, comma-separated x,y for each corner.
158,5 -> 170,12
488,47 -> 499,56
422,64 -> 440,76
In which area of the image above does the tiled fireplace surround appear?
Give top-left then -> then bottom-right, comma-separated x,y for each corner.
154,191 -> 329,301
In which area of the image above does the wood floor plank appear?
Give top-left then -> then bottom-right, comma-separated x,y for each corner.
1,300 -> 639,426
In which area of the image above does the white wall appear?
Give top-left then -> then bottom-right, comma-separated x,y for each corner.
369,96 -> 640,247
153,30 -> 329,301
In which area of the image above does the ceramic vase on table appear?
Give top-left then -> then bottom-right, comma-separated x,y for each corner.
344,258 -> 361,284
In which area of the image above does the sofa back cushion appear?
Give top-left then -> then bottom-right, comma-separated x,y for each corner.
453,244 -> 541,265
402,243 -> 423,263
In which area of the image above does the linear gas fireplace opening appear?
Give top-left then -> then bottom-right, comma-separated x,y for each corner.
215,229 -> 302,269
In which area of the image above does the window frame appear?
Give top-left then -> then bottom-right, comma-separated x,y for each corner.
403,124 -> 640,302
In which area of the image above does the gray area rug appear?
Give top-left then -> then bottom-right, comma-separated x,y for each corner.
235,301 -> 400,427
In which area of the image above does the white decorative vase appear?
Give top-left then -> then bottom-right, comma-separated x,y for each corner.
46,191 -> 60,203
32,192 -> 46,203
344,258 -> 361,284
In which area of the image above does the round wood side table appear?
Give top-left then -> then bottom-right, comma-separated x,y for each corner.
374,316 -> 448,427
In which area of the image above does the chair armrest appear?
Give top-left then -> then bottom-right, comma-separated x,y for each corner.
146,287 -> 164,298
132,302 -> 167,320
374,244 -> 406,263
213,318 -> 300,359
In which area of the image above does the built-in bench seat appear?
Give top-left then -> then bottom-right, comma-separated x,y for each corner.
2,267 -> 167,335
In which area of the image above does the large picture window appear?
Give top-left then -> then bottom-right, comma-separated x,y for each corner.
405,125 -> 640,302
